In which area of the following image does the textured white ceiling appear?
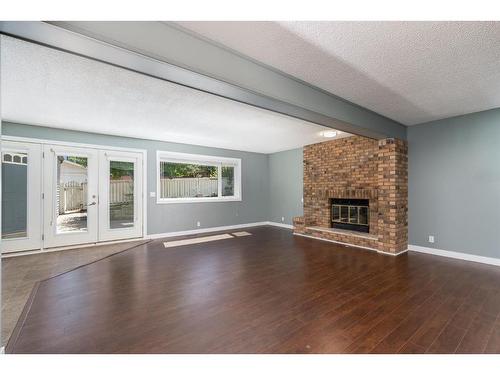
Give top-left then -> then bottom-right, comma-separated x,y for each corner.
177,21 -> 500,125
1,35 -> 349,154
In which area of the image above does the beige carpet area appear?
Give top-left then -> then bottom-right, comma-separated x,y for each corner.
1,240 -> 149,346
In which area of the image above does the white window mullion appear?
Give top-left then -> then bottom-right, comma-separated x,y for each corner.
217,164 -> 222,198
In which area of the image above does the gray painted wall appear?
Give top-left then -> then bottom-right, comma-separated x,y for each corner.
2,122 -> 270,235
268,148 -> 303,226
408,109 -> 500,259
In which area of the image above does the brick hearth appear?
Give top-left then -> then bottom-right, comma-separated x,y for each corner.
293,135 -> 408,255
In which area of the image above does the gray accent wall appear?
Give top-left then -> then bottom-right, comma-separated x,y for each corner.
268,148 -> 303,226
2,122 -> 270,235
408,108 -> 500,259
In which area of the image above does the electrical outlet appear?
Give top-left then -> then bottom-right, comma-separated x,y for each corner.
281,216 -> 285,222
428,235 -> 435,243
197,221 -> 201,227
149,191 -> 156,198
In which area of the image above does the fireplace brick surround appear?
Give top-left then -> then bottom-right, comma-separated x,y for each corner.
293,135 -> 408,255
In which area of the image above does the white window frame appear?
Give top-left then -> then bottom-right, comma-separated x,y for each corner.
156,151 -> 242,204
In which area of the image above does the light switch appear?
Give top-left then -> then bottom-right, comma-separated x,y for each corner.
150,191 -> 156,198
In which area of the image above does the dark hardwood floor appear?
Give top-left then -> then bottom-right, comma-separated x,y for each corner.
6,226 -> 500,353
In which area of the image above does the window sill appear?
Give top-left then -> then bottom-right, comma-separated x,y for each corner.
156,197 -> 242,204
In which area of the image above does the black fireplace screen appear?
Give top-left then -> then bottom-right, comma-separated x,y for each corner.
331,198 -> 369,233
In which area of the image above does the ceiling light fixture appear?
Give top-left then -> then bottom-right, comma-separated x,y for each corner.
322,130 -> 337,138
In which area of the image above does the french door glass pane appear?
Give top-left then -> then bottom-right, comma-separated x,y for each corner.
56,155 -> 88,233
109,161 -> 134,229
222,165 -> 235,196
2,152 -> 28,239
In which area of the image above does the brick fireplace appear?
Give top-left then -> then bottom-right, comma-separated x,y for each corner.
293,135 -> 408,255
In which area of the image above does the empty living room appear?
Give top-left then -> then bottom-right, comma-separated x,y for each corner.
2,1 -> 500,373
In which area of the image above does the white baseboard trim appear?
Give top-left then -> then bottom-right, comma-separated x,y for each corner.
266,221 -> 294,229
408,244 -> 500,267
147,222 -> 269,240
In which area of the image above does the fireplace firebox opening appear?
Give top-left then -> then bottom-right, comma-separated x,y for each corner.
331,198 -> 369,233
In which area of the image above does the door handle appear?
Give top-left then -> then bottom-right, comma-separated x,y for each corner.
85,202 -> 97,207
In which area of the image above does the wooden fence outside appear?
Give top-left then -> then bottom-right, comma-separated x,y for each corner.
160,177 -> 218,198
58,181 -> 88,213
109,180 -> 134,204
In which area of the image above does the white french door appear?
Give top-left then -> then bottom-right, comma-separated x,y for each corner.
1,141 -> 42,253
98,150 -> 143,241
43,145 -> 99,248
2,140 -> 145,253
